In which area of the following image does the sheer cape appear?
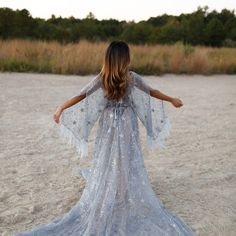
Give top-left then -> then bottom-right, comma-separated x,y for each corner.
59,71 -> 171,164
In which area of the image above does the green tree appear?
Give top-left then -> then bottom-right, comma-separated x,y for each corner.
155,18 -> 182,44
206,18 -> 225,46
181,7 -> 207,45
121,22 -> 153,44
86,12 -> 95,20
0,6 -> 235,46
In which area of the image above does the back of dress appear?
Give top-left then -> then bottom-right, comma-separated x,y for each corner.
15,71 -> 197,236
59,70 -> 171,161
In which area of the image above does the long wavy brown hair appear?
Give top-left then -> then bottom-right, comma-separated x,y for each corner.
99,40 -> 132,101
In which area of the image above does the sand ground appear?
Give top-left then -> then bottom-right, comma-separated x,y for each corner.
0,72 -> 235,236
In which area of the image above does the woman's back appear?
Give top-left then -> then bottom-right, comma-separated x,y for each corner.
16,40 -> 195,236
16,69 -> 196,236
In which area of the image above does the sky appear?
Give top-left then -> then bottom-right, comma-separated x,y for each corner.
1,0 -> 236,22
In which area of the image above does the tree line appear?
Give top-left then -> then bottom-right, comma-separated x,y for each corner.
0,6 -> 236,47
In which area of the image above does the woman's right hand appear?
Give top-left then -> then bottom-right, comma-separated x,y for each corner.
53,106 -> 64,124
171,98 -> 183,108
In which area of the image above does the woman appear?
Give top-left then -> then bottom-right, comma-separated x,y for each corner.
15,40 -> 196,235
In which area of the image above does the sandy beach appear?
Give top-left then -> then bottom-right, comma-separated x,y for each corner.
0,72 -> 235,236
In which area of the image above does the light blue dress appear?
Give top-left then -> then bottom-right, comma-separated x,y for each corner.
15,71 -> 196,236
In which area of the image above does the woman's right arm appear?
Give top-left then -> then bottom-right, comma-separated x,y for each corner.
150,89 -> 183,108
53,93 -> 86,124
132,71 -> 183,108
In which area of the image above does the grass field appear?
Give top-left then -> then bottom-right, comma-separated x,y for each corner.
0,39 -> 236,75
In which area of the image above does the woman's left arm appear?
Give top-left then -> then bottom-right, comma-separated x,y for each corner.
53,94 -> 86,124
59,94 -> 86,112
150,89 -> 183,108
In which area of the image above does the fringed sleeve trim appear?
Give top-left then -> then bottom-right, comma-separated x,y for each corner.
147,116 -> 171,150
60,122 -> 88,159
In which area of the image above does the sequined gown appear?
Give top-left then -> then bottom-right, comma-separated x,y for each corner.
15,71 -> 196,236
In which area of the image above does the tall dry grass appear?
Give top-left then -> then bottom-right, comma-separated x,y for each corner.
0,39 -> 236,75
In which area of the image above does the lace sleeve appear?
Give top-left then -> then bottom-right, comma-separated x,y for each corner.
59,74 -> 107,159
132,71 -> 153,92
130,71 -> 171,151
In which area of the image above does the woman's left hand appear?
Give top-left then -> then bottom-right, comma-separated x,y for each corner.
53,106 -> 63,124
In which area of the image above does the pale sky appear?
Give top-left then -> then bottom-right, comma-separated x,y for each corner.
1,0 -> 236,22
